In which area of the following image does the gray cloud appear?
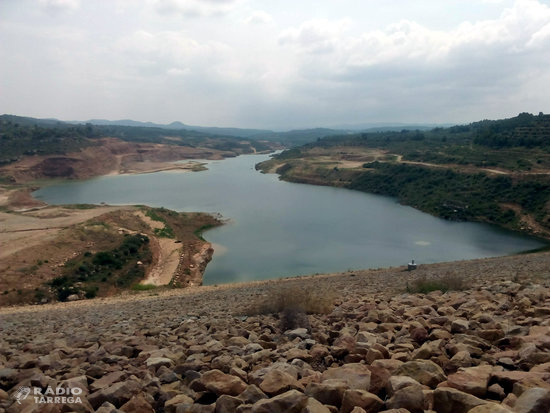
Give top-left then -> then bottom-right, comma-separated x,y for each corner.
0,0 -> 549,128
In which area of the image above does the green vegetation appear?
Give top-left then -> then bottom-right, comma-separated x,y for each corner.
0,114 -> 268,164
145,208 -> 176,238
131,284 -> 157,291
350,162 -> 548,226
259,112 -> 550,237
48,233 -> 151,301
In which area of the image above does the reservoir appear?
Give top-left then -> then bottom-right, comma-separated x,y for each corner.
34,153 -> 546,285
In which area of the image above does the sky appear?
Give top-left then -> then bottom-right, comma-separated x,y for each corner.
1,0 -> 550,130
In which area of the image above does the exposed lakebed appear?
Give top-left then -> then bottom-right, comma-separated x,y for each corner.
34,153 -> 546,284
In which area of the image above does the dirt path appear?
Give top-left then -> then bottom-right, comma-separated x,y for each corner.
0,206 -> 123,259
134,211 -> 182,286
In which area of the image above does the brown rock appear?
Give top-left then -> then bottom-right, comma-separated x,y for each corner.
250,389 -> 308,413
467,403 -> 513,412
386,384 -> 424,413
450,350 -> 473,368
492,371 -> 549,394
199,369 -> 248,396
393,360 -> 446,388
238,385 -> 268,404
321,363 -> 371,390
366,365 -> 391,395
259,369 -> 304,396
164,394 -> 194,413
410,327 -> 429,343
371,359 -> 403,374
215,395 -> 244,413
447,365 -> 493,398
476,329 -> 505,343
487,383 -> 506,401
284,348 -> 313,362
386,375 -> 422,397
340,389 -> 384,413
305,380 -> 348,406
302,397 -> 332,413
433,387 -> 487,413
90,371 -> 127,392
451,319 -> 470,334
513,377 -> 550,397
120,394 -> 155,413
88,380 -> 142,409
513,387 -> 550,413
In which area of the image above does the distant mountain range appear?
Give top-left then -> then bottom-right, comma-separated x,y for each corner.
78,118 -> 447,145
1,113 -> 451,147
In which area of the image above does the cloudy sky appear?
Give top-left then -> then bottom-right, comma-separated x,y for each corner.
1,0 -> 550,129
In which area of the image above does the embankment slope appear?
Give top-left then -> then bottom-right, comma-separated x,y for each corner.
0,252 -> 549,412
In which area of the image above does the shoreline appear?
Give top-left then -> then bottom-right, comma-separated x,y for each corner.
1,152 -> 548,308
1,248 -> 549,315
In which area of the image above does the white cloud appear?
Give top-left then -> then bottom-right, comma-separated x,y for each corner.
38,0 -> 80,13
155,0 -> 241,17
279,19 -> 352,54
279,0 -> 550,72
2,0 -> 550,127
244,10 -> 273,25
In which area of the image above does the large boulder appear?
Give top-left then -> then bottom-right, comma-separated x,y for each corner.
447,365 -> 493,398
194,369 -> 247,396
340,389 -> 384,413
259,369 -> 304,396
321,363 -> 371,390
305,380 -> 348,407
385,384 -> 424,413
393,360 -> 446,388
433,387 -> 487,413
250,389 -> 308,413
513,387 -> 550,413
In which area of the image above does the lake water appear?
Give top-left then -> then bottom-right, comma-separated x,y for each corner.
34,153 -> 546,285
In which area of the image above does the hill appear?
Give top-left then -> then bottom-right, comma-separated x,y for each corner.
0,114 -> 278,166
257,112 -> 550,239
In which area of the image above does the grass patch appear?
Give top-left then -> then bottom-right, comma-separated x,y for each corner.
145,207 -> 176,238
63,204 -> 99,210
406,274 -> 465,294
131,284 -> 157,291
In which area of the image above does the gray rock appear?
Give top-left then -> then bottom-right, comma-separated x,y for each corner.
513,387 -> 550,413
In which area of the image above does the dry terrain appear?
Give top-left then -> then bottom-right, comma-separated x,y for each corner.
0,202 -> 220,306
0,252 -> 549,412
0,138 -> 241,305
0,138 -> 240,183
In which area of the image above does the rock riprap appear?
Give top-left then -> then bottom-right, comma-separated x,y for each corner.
0,252 -> 549,412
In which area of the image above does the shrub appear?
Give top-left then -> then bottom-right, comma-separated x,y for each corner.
407,274 -> 465,294
245,284 -> 337,331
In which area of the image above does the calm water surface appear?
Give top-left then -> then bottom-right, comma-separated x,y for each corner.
34,154 -> 546,284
